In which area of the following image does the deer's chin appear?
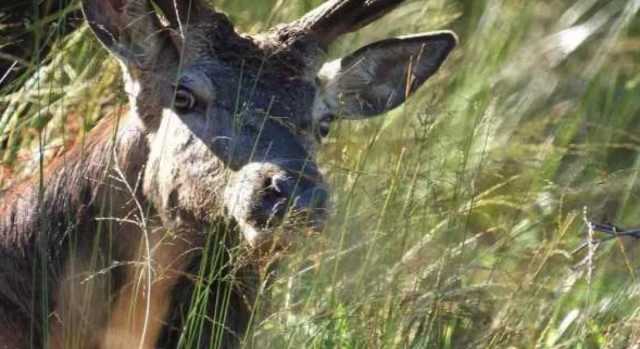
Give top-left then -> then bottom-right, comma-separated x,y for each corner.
236,220 -> 297,250
235,220 -> 268,248
235,212 -> 327,251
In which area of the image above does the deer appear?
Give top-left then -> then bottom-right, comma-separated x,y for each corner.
0,0 -> 456,348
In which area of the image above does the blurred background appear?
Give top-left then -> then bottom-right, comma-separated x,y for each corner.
2,0 -> 640,347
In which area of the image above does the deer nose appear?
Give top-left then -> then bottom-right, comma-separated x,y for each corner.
255,170 -> 329,227
257,174 -> 290,224
224,161 -> 329,246
293,186 -> 329,213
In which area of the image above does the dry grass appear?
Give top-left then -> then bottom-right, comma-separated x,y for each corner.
2,0 -> 640,348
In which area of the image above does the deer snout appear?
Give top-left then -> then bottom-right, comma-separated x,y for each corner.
257,172 -> 328,224
224,161 -> 329,247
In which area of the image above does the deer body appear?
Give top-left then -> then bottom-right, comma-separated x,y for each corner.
0,0 -> 456,348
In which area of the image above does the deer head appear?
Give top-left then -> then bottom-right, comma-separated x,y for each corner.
81,0 -> 457,248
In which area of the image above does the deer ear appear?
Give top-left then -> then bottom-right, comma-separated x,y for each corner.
317,32 -> 457,119
82,0 -> 175,67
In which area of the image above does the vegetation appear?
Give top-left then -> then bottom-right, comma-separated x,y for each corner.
1,0 -> 640,347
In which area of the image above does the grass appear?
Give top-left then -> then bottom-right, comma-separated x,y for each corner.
2,0 -> 640,348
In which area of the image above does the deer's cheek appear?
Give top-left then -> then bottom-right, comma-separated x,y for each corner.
144,134 -> 227,226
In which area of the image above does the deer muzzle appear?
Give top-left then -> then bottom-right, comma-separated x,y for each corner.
224,160 -> 329,248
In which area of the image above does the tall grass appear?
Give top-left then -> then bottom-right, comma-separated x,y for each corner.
2,0 -> 640,348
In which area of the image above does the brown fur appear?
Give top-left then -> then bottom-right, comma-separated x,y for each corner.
0,111 -> 186,348
0,109 -> 255,348
99,226 -> 198,349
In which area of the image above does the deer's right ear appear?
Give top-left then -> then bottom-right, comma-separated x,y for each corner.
316,32 -> 457,119
82,0 -> 175,68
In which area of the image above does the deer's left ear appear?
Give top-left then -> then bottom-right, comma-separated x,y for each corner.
316,32 -> 457,119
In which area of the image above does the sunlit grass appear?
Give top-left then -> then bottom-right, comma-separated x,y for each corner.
1,0 -> 640,348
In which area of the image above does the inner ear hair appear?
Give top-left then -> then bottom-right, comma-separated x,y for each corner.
320,31 -> 458,118
82,0 -> 177,67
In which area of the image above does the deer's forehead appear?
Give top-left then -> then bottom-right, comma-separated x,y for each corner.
188,62 -> 318,121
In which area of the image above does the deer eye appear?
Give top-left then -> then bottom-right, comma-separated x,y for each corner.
318,123 -> 330,138
173,87 -> 197,113
317,114 -> 334,139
